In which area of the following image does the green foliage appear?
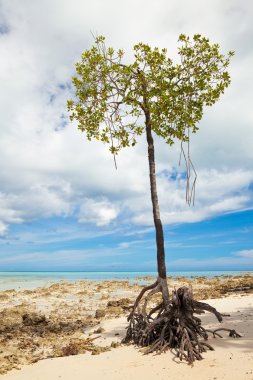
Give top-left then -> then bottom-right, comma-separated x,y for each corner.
68,34 -> 233,152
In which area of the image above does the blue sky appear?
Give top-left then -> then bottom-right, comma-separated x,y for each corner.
0,0 -> 253,271
1,209 -> 252,271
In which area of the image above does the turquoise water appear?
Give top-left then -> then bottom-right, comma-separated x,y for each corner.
0,271 -> 252,291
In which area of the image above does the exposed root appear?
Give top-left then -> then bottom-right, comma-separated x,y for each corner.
123,281 -> 241,364
211,328 -> 242,338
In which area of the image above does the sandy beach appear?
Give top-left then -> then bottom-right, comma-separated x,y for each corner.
1,275 -> 253,379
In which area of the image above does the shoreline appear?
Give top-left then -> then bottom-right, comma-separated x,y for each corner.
1,274 -> 253,377
1,270 -> 253,291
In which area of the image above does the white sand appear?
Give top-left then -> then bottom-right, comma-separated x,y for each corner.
2,295 -> 253,380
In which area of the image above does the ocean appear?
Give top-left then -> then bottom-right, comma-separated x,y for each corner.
0,270 -> 252,291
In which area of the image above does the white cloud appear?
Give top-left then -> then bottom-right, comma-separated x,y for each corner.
0,221 -> 8,236
0,0 -> 252,233
127,169 -> 253,225
234,249 -> 253,258
0,193 -> 24,235
78,198 -> 119,226
118,239 -> 148,249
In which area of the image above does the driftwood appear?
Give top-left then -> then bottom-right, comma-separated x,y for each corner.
123,284 -> 241,364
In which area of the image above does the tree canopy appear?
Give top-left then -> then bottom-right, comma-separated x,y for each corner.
68,34 -> 234,155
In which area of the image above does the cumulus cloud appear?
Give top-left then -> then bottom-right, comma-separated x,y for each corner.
0,221 -> 8,236
127,168 -> 253,225
0,0 -> 252,234
78,198 -> 119,226
0,193 -> 24,235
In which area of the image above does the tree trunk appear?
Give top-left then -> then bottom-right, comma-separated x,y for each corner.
124,112 -> 241,364
124,95 -> 241,363
145,113 -> 170,304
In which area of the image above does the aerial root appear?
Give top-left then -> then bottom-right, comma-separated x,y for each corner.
123,283 -> 241,364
